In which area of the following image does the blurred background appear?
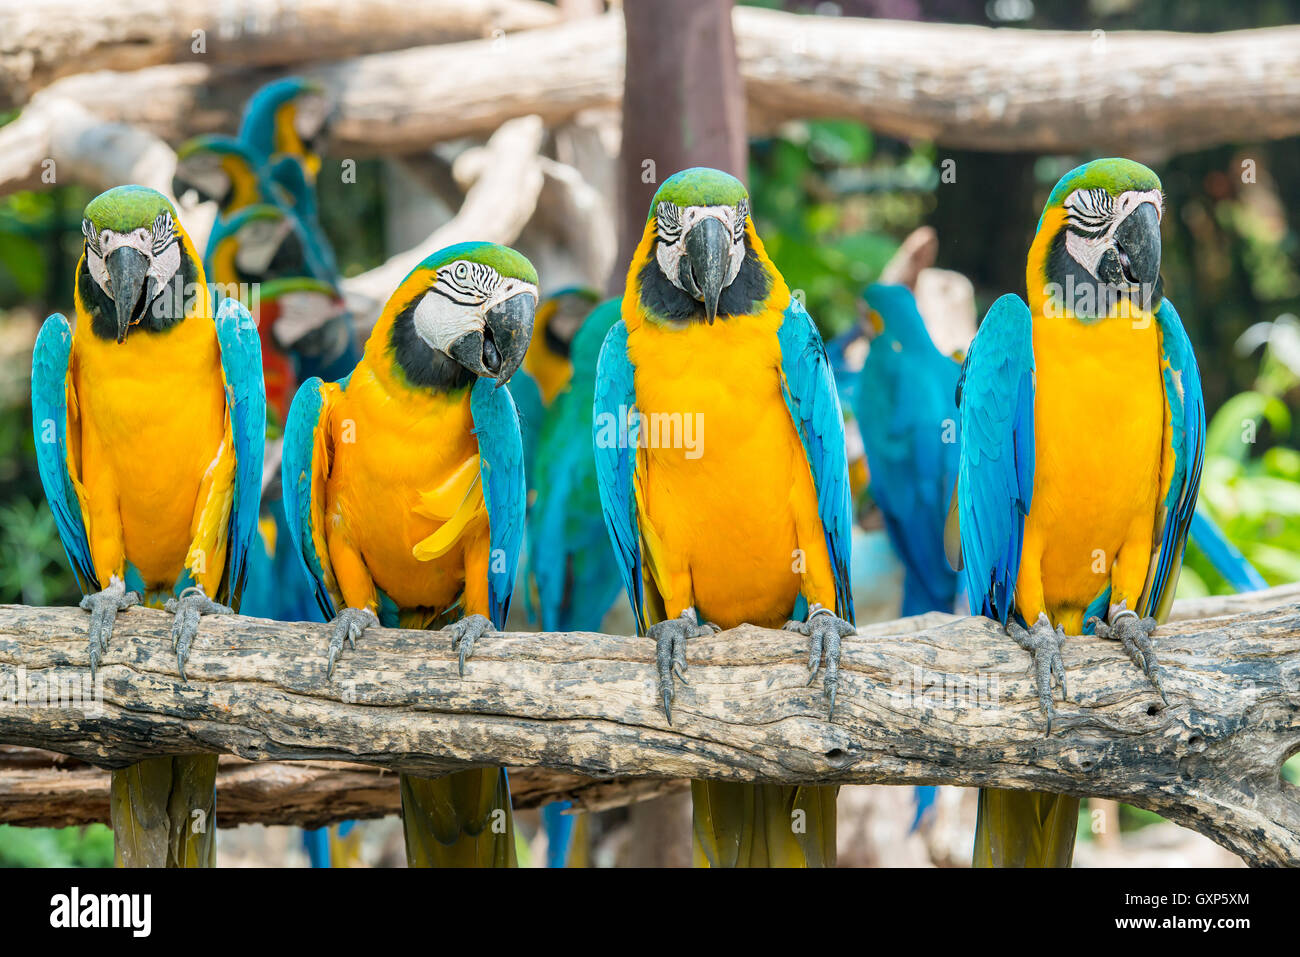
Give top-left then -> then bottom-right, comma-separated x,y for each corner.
0,0 -> 1297,866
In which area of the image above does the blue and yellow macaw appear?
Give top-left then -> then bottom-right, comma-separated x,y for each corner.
281,241 -> 537,867
31,185 -> 264,866
855,283 -> 961,618
595,168 -> 854,867
947,158 -> 1204,867
238,77 -> 331,184
173,134 -> 268,218
526,296 -> 626,867
508,286 -> 601,486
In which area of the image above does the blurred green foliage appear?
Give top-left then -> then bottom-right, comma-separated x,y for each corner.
0,824 -> 113,867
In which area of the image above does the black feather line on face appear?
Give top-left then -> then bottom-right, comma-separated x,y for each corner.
637,234 -> 771,324
80,249 -> 199,341
388,294 -> 475,393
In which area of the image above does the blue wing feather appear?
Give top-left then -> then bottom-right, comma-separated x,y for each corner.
776,298 -> 855,623
281,376 -> 337,619
31,313 -> 97,593
1141,297 -> 1206,618
472,378 -> 527,632
215,297 -> 266,607
592,320 -> 648,633
954,294 -> 1036,624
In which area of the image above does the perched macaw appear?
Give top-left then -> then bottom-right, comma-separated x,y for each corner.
595,168 -> 854,867
947,158 -> 1203,867
282,241 -> 536,867
508,286 -> 600,484
526,296 -> 626,867
524,285 -> 602,405
173,134 -> 267,218
238,77 -> 331,184
31,186 -> 264,866
855,283 -> 961,617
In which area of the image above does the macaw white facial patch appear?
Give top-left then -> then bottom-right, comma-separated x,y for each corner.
82,211 -> 182,301
1063,187 -> 1163,279
234,216 -> 292,276
655,202 -> 748,294
412,288 -> 485,354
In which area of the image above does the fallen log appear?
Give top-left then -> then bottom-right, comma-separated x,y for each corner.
0,585 -> 1296,864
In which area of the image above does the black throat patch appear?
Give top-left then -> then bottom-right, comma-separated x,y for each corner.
388,294 -> 475,393
80,251 -> 200,341
1045,228 -> 1162,321
637,236 -> 772,324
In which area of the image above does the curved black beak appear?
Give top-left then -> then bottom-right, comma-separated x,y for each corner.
1113,201 -> 1161,300
485,291 -> 536,385
105,246 -> 150,343
448,291 -> 536,384
682,217 -> 732,324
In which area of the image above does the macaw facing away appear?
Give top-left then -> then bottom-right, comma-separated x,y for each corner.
527,296 -> 626,867
238,77 -> 331,184
947,158 -> 1203,867
510,286 -> 601,484
524,285 -> 601,405
595,168 -> 855,867
282,241 -> 536,867
31,186 -> 264,866
855,283 -> 961,617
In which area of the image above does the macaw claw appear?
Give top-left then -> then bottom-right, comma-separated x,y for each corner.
78,577 -> 140,678
648,608 -> 718,724
325,607 -> 378,679
1007,613 -> 1068,735
164,585 -> 233,681
444,613 -> 494,676
784,604 -> 856,719
1089,608 -> 1166,704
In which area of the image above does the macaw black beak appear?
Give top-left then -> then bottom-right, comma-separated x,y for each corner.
1113,201 -> 1161,300
485,291 -> 536,386
682,217 -> 732,324
105,245 -> 150,343
448,292 -> 536,384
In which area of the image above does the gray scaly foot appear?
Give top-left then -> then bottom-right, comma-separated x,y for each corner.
78,576 -> 140,677
1007,612 -> 1068,734
784,603 -> 856,718
648,607 -> 718,724
1089,602 -> 1166,704
445,613 -> 494,676
164,585 -> 233,680
324,607 -> 378,679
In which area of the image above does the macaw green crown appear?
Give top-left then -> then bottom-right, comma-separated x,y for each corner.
647,167 -> 749,220
408,241 -> 539,286
83,185 -> 178,231
259,275 -> 338,300
177,134 -> 256,163
1037,157 -> 1162,232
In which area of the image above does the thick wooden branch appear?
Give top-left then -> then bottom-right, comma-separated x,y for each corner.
0,747 -> 683,828
0,0 -> 561,109
2,9 -> 1297,192
0,587 -> 1297,864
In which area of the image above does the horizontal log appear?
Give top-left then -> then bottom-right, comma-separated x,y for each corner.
0,746 -> 683,828
0,587 -> 1297,864
0,0 -> 561,109
3,8 -> 1297,182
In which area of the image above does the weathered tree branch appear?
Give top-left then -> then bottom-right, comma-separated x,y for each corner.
3,8 -> 1297,193
0,587 -> 1297,864
0,0 -> 561,109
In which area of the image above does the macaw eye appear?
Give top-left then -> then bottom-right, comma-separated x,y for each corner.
456,263 -> 469,278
